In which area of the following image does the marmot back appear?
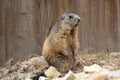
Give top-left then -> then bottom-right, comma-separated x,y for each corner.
42,13 -> 81,72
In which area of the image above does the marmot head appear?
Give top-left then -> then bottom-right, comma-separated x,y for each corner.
60,12 -> 81,27
51,13 -> 81,34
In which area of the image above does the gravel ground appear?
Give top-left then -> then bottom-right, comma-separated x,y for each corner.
0,52 -> 120,80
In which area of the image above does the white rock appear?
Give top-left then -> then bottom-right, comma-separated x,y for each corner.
63,70 -> 76,80
45,66 -> 61,78
75,72 -> 91,80
109,52 -> 119,58
102,69 -> 120,78
39,76 -> 46,80
75,70 -> 111,80
84,64 -> 102,73
52,71 -> 75,80
89,72 -> 110,80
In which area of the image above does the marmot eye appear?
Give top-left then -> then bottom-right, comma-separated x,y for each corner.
69,15 -> 73,18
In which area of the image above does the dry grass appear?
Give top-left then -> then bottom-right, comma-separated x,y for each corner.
77,52 -> 120,70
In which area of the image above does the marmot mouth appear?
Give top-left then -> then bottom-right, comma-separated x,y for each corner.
75,19 -> 80,27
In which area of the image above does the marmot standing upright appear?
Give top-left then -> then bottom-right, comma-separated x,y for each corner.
42,13 -> 80,72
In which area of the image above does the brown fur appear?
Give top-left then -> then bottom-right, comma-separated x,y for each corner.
42,13 -> 80,72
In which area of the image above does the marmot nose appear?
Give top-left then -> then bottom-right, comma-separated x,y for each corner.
78,19 -> 80,23
75,18 -> 80,27
76,16 -> 81,21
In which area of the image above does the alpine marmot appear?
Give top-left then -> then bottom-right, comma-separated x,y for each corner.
42,12 -> 80,72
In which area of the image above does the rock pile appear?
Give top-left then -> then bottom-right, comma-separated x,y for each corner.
0,55 -> 120,80
41,64 -> 120,80
0,56 -> 48,80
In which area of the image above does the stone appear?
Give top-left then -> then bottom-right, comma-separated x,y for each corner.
89,72 -> 111,80
75,72 -> 90,80
45,66 -> 61,78
38,76 -> 46,80
102,69 -> 120,79
109,52 -> 119,58
84,64 -> 102,73
52,71 -> 75,80
63,70 -> 76,80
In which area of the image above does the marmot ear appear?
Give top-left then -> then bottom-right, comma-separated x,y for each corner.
61,15 -> 65,20
57,16 -> 65,24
